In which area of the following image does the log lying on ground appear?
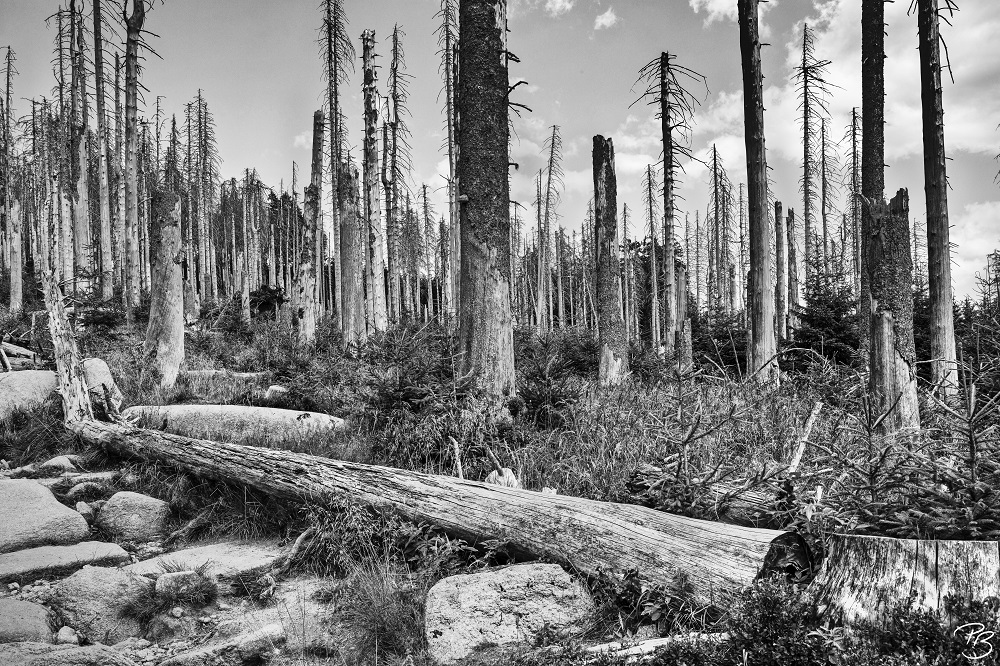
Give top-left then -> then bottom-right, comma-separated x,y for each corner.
183,369 -> 268,382
69,419 -> 798,606
809,533 -> 1000,625
0,359 -> 122,421
2,341 -> 38,359
122,405 -> 346,444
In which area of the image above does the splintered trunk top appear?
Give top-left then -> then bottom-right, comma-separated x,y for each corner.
456,0 -> 515,399
593,136 -> 628,386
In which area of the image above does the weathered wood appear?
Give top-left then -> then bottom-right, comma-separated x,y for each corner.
593,136 -> 628,386
144,190 -> 184,389
69,419 -> 793,606
810,533 -> 1000,625
41,272 -> 93,423
122,404 -> 345,444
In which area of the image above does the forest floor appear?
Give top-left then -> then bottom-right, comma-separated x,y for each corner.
3,306 -> 1000,665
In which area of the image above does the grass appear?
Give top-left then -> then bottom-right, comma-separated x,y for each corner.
119,561 -> 218,626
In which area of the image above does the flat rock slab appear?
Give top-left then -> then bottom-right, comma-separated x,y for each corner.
122,404 -> 345,445
0,480 -> 91,554
0,359 -> 122,422
0,542 -> 130,585
0,641 -> 138,666
52,566 -> 154,645
425,563 -> 596,665
158,623 -> 285,666
0,598 -> 54,644
126,541 -> 284,588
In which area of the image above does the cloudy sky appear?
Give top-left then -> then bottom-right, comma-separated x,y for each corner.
4,0 -> 999,297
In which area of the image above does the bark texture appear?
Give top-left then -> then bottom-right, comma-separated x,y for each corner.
297,111 -> 324,345
810,534 -> 1000,626
593,136 -> 628,386
143,191 -> 184,390
339,162 -> 366,347
361,31 -> 388,334
69,418 -> 793,607
738,0 -> 777,384
123,0 -> 144,321
860,0 -> 885,346
456,0 -> 515,398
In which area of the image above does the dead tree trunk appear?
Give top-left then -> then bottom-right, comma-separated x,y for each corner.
339,162 -> 366,347
41,272 -> 93,423
593,136 -> 628,386
94,0 -> 113,302
361,30 -> 388,334
869,189 -> 919,432
739,0 -> 777,384
297,111 -> 323,345
860,0 -> 885,348
123,0 -> 144,324
8,201 -> 22,312
456,0 -> 515,399
143,190 -> 184,390
775,201 -> 787,340
787,208 -> 799,336
68,418 -> 794,608
810,533 -> 1000,626
918,0 -> 958,398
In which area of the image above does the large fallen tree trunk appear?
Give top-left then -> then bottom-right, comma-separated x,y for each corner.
68,419 -> 799,606
809,533 -> 1000,625
122,404 -> 346,444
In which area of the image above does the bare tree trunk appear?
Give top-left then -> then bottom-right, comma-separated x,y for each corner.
660,54 -> 677,359
361,31 -> 387,334
297,111 -> 324,345
456,0 -> 515,400
339,162 -> 365,346
775,201 -> 787,340
739,0 -> 777,384
8,201 -> 22,312
143,190 -> 184,389
918,0 -> 958,398
594,136 -> 628,386
869,189 -> 920,432
94,0 -> 113,302
860,0 -> 885,348
70,0 -> 92,293
124,0 -> 144,324
787,208 -> 799,336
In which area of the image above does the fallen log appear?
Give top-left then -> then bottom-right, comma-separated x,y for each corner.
121,404 -> 346,443
809,533 -> 1000,625
183,369 -> 268,382
69,419 -> 799,607
2,341 -> 38,359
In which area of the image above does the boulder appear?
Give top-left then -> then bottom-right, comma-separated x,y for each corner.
55,626 -> 80,645
51,566 -> 154,645
0,480 -> 91,554
37,457 -> 78,475
0,359 -> 122,422
158,623 -> 285,666
65,482 -> 109,504
75,502 -> 94,525
0,642 -> 138,666
0,542 -> 130,585
0,598 -> 53,644
96,492 -> 171,542
425,563 -> 596,665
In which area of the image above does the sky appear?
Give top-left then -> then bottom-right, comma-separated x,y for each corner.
3,0 -> 999,298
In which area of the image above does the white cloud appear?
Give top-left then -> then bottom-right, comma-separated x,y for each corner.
594,7 -> 618,30
689,0 -> 778,25
952,200 -> 1000,297
293,131 -> 309,149
545,0 -> 574,18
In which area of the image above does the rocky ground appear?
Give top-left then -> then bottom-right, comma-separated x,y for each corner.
0,452 -> 603,666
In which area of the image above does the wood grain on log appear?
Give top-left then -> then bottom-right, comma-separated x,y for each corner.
810,533 -> 1000,625
69,419 -> 793,606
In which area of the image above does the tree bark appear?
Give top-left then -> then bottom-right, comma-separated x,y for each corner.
787,208 -> 799,336
456,0 -> 516,399
361,31 -> 388,334
122,404 -> 344,444
143,190 -> 184,389
739,0 -> 777,385
41,272 -> 93,424
94,0 -> 113,302
860,0 -> 885,348
775,201 -> 787,340
297,111 -> 323,345
8,201 -> 22,313
593,136 -> 629,386
339,162 -> 365,347
869,189 -> 920,432
660,54 -> 677,359
69,418 -> 795,608
123,0 -> 144,323
810,533 -> 1000,626
918,0 -> 958,399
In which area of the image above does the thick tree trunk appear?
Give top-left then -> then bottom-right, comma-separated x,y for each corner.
143,191 -> 184,390
69,418 -> 794,607
918,0 -> 958,399
868,189 -> 919,432
593,136 -> 629,386
122,404 -> 344,444
41,272 -> 93,424
739,0 -> 777,385
339,162 -> 365,347
70,1 -> 92,293
860,0 -> 885,348
8,201 -> 22,313
94,0 -> 113,302
297,111 -> 323,345
456,0 -> 516,399
124,0 -> 144,323
361,31 -> 388,334
810,533 -> 1000,626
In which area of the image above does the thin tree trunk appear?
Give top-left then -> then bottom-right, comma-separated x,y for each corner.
918,0 -> 958,398
456,0 -> 515,399
860,0 -> 885,348
71,1 -> 92,292
660,54 -> 677,358
8,201 -> 22,312
123,0 -> 144,324
739,0 -> 777,384
94,0 -> 113,302
787,208 -> 799,336
594,136 -> 628,386
361,31 -> 387,333
775,201 -> 787,340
